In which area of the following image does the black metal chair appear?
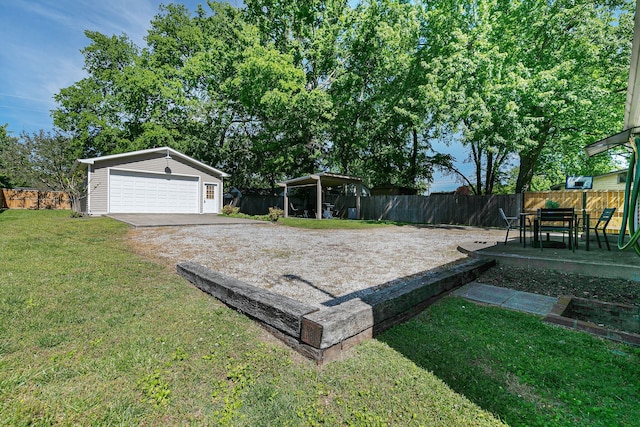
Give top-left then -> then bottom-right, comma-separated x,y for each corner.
537,208 -> 577,252
586,208 -> 616,250
499,208 -> 518,245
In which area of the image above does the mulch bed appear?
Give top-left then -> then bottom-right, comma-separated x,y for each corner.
478,265 -> 640,307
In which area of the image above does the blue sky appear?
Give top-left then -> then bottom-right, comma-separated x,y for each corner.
0,0 -> 229,134
0,0 -> 470,191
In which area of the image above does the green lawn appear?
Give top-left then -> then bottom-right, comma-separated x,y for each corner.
1,210 -> 637,426
225,213 -> 403,229
277,217 -> 403,229
381,298 -> 640,426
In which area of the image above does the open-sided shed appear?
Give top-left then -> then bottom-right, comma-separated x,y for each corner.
279,173 -> 363,219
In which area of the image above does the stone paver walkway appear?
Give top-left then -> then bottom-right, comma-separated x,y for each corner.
452,282 -> 558,316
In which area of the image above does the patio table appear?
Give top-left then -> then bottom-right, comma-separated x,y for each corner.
519,212 -> 537,247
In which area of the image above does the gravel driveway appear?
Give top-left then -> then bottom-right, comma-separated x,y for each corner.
129,222 -> 505,307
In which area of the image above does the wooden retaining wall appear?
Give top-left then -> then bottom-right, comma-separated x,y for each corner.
0,188 -> 72,210
177,259 -> 494,364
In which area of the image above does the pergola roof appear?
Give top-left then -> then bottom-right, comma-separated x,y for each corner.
279,172 -> 363,188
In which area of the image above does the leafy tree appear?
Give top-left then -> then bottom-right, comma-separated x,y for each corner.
510,0 -> 633,192
49,0 -> 631,193
0,130 -> 84,210
436,0 -> 632,194
0,135 -> 29,189
12,131 -> 82,191
0,124 -> 19,188
243,0 -> 346,185
327,0 -> 455,191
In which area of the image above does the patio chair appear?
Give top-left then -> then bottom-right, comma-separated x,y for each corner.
586,207 -> 616,251
289,202 -> 300,217
537,208 -> 576,252
499,208 -> 518,245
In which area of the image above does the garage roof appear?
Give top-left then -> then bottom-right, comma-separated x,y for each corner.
74,146 -> 229,177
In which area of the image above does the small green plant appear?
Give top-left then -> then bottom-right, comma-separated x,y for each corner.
171,346 -> 189,362
544,199 -> 560,209
268,207 -> 284,222
221,204 -> 240,215
138,370 -> 171,406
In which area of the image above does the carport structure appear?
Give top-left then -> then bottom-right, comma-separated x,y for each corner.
280,173 -> 363,219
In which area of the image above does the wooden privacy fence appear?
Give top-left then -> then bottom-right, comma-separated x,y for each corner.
524,190 -> 626,234
221,190 -> 630,231
237,195 -> 283,215
0,188 -> 72,210
239,193 -> 521,227
359,194 -> 521,227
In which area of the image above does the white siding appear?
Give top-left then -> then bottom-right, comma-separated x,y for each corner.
86,152 -> 224,215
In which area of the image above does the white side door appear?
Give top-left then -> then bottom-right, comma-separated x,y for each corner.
203,183 -> 219,213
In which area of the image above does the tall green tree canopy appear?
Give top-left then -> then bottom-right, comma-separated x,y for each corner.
50,0 -> 633,192
437,0 -> 633,193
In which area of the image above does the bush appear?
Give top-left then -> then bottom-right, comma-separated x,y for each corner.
268,207 -> 284,222
544,199 -> 560,209
221,204 -> 240,215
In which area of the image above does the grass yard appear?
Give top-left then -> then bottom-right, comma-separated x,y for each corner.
277,217 -> 403,229
0,210 -> 501,426
0,210 -> 637,426
226,214 -> 401,229
380,299 -> 640,426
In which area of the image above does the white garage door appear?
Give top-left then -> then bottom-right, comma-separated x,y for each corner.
109,170 -> 199,213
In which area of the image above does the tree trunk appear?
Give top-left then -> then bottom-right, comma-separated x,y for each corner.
485,152 -> 494,195
516,141 -> 546,192
472,143 -> 483,195
408,127 -> 419,187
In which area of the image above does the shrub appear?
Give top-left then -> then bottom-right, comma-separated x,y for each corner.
221,204 -> 240,215
544,199 -> 560,209
268,207 -> 284,222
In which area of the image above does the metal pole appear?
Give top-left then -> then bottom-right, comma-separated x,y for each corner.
316,177 -> 322,219
283,184 -> 289,218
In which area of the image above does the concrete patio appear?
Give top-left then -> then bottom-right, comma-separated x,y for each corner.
458,234 -> 639,282
107,213 -> 265,227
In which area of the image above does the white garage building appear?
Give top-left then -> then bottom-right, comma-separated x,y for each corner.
74,147 -> 229,215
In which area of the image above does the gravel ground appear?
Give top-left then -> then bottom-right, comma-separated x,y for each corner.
129,222 -> 506,307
